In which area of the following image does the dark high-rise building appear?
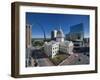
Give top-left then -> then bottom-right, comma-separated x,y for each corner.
51,30 -> 57,40
69,23 -> 84,41
66,23 -> 84,47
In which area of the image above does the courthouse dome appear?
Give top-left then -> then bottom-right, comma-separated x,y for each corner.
56,26 -> 64,38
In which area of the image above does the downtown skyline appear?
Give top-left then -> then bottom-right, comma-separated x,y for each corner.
26,12 -> 90,38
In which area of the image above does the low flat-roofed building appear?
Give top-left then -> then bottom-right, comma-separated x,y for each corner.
59,41 -> 74,54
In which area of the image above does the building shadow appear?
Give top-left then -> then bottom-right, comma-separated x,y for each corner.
73,47 -> 89,53
31,49 -> 47,59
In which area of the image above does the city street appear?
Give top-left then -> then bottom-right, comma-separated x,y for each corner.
30,46 -> 89,66
31,48 -> 54,67
59,53 -> 89,65
59,47 -> 89,65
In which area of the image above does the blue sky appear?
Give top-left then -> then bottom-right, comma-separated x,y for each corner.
26,12 -> 89,38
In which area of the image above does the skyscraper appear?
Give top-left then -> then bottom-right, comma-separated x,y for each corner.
69,23 -> 84,41
51,30 -> 57,40
26,24 -> 32,67
66,23 -> 84,47
26,24 -> 32,48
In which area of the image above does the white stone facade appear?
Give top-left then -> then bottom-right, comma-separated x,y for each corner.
59,41 -> 74,54
56,27 -> 65,42
44,41 -> 59,58
51,26 -> 65,42
44,41 -> 73,58
44,26 -> 73,58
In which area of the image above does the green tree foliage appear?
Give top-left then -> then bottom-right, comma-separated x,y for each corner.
32,40 -> 44,47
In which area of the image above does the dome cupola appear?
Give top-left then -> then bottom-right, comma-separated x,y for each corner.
56,26 -> 65,42
56,26 -> 64,38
